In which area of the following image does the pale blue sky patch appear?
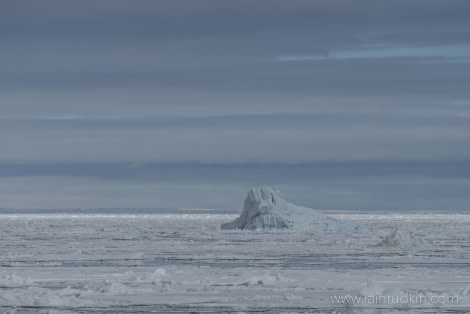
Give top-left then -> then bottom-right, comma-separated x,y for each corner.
275,55 -> 323,62
449,99 -> 470,107
276,44 -> 470,63
333,44 -> 470,59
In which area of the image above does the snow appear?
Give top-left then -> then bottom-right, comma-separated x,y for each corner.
221,186 -> 355,230
357,278 -> 384,296
376,228 -> 429,247
0,272 -> 32,287
0,210 -> 469,313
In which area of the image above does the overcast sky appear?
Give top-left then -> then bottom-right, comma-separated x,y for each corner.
1,1 -> 469,211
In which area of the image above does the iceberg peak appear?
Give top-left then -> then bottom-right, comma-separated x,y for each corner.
244,186 -> 284,214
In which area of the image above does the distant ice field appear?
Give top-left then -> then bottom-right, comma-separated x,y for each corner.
0,209 -> 469,313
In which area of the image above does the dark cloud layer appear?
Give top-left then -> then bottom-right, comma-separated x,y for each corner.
2,161 -> 469,181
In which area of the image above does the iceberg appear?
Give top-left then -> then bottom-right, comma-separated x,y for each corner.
221,187 -> 352,230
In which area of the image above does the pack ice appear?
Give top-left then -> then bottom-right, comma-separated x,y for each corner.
221,186 -> 354,230
375,228 -> 429,247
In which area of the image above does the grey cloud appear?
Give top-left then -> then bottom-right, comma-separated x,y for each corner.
3,1 -> 469,43
2,0 -> 470,120
1,166 -> 469,211
1,1 -> 469,210
2,1 -> 470,75
2,161 -> 470,181
0,176 -> 246,210
1,56 -> 470,121
1,113 -> 469,164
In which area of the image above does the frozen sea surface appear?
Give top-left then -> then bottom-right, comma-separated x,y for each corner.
0,209 -> 469,313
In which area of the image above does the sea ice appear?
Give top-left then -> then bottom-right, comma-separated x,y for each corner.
357,278 -> 384,296
221,186 -> 356,230
0,210 -> 468,312
375,228 -> 429,247
0,271 -> 32,287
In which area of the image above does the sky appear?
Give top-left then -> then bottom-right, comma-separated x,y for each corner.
1,0 -> 470,211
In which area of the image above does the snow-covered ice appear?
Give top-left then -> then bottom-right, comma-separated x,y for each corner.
0,209 -> 469,313
221,186 -> 355,230
375,228 -> 429,247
